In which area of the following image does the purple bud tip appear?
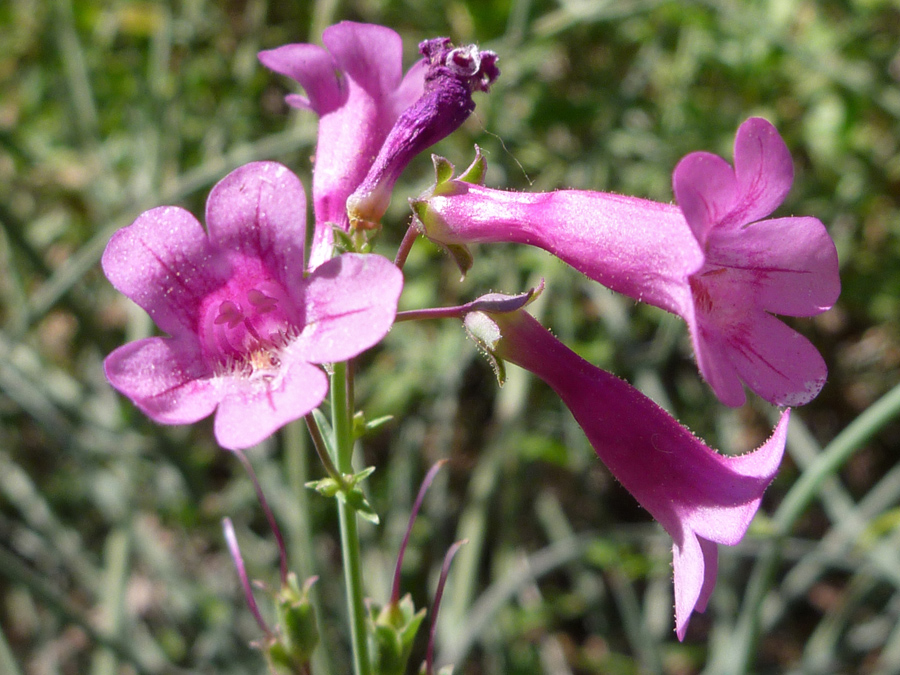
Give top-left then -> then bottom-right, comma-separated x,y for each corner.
419,38 -> 500,93
347,37 -> 500,229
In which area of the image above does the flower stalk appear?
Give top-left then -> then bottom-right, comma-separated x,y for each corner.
331,360 -> 372,675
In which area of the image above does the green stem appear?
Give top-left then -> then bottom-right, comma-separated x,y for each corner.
331,361 -> 371,675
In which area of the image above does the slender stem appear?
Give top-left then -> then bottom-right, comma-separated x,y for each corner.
425,540 -> 468,675
304,413 -> 345,485
234,450 -> 289,585
391,460 -> 448,605
285,420 -> 334,675
395,287 -> 537,324
331,361 -> 371,675
394,224 -> 420,270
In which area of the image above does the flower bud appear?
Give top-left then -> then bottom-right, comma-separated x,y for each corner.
347,39 -> 499,230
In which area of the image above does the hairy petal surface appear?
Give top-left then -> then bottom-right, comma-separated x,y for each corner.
206,161 -> 308,282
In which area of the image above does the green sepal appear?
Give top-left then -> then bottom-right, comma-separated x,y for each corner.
456,145 -> 487,185
305,476 -> 341,498
307,467 -> 380,524
341,484 -> 381,524
369,594 -> 427,675
432,154 -> 455,185
463,311 -> 506,386
353,411 -> 394,439
333,222 -> 376,254
276,574 -> 319,663
263,574 -> 319,674
445,244 -> 474,280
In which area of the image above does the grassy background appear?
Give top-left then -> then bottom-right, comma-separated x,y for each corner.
2,0 -> 900,673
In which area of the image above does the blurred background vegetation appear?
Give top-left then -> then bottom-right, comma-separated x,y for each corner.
2,0 -> 900,673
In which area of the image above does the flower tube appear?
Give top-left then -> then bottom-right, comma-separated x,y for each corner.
102,162 -> 403,450
414,119 -> 840,407
464,304 -> 789,639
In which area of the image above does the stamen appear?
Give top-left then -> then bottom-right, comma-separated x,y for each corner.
248,289 -> 279,313
215,300 -> 244,328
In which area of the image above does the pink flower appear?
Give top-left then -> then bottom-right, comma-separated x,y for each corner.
464,305 -> 789,639
259,22 -> 426,268
413,118 -> 840,407
102,162 -> 403,450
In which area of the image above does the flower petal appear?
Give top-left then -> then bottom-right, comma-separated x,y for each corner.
731,117 -> 794,226
691,319 -> 748,407
392,58 -> 428,118
104,337 -> 219,424
102,206 -> 228,337
205,162 -> 307,284
673,530 -> 708,641
301,253 -> 404,363
707,216 -> 840,316
729,312 -> 828,407
322,22 -> 406,101
213,360 -> 328,450
673,151 -> 738,247
695,538 -> 719,614
257,43 -> 345,114
673,535 -> 719,640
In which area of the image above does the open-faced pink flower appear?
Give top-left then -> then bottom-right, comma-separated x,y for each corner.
413,119 -> 840,407
464,304 -> 789,639
258,22 -> 426,268
102,161 -> 403,450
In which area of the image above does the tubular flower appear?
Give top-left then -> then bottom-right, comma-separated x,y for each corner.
259,22 -> 426,268
413,118 -> 840,407
464,304 -> 789,639
102,162 -> 403,450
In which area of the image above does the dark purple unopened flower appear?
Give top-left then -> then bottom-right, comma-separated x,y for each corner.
259,22 -> 426,268
414,119 -> 840,407
346,37 -> 499,230
103,162 -> 403,450
464,304 -> 789,639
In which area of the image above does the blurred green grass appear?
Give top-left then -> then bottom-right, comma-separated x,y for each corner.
1,0 -> 899,673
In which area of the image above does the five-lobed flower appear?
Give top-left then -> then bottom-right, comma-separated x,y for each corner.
413,118 -> 840,408
102,161 -> 403,450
